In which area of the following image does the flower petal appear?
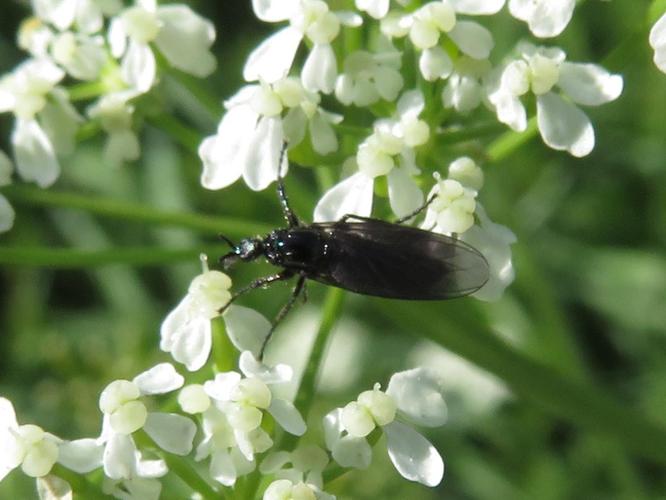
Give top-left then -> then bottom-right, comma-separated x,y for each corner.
204,372 -> 242,401
313,172 -> 374,222
387,168 -> 424,218
0,194 -> 15,233
508,0 -> 575,38
302,44 -> 337,94
103,433 -> 137,480
199,104 -> 257,190
309,111 -> 338,155
241,116 -> 284,191
121,40 -> 156,92
450,0 -> 505,15
537,92 -> 594,157
447,21 -> 493,59
143,413 -> 196,455
243,26 -> 302,83
133,363 -> 184,395
155,5 -> 216,77
166,313 -> 213,372
36,475 -> 72,500
57,439 -> 103,474
223,305 -> 271,357
558,62 -> 623,106
396,89 -> 425,118
384,421 -> 444,487
239,351 -> 293,384
387,368 -> 447,427
331,435 -> 372,469
268,399 -> 306,436
12,119 -> 60,188
252,0 -> 298,22
419,47 -> 453,81
210,449 -> 237,486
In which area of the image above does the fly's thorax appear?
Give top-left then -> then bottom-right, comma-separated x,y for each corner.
264,227 -> 330,269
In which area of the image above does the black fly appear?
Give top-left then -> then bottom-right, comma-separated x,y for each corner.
219,150 -> 489,359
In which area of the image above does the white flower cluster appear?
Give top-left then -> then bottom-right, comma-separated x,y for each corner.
198,0 -> 626,305
0,0 -> 217,232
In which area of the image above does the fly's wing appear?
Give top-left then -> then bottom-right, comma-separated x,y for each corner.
309,220 -> 489,299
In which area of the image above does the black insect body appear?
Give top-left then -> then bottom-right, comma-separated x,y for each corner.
219,161 -> 489,359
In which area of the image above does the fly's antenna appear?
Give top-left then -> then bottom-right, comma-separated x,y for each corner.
276,141 -> 301,228
218,233 -> 236,248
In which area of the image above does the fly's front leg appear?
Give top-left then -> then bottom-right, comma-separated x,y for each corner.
218,269 -> 295,315
258,274 -> 306,361
393,193 -> 438,225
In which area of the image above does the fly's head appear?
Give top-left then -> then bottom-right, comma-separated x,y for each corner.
219,237 -> 265,270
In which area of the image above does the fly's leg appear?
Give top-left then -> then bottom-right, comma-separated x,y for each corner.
258,274 -> 306,361
277,142 -> 301,228
393,193 -> 438,225
218,270 -> 295,315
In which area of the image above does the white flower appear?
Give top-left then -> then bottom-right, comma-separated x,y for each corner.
461,204 -> 516,301
324,368 -> 447,487
88,90 -> 141,166
488,43 -> 623,157
355,0 -> 390,20
650,12 -> 666,74
33,0 -> 122,33
263,478 -> 335,500
50,31 -> 107,81
0,397 -> 102,484
314,90 -> 428,221
423,177 -> 477,235
109,0 -> 216,92
102,476 -> 163,500
508,0 -> 575,38
0,58 -> 80,187
199,79 -> 340,192
442,55 -> 492,113
335,46 -> 404,107
0,151 -> 15,233
385,0 -> 498,82
160,268 -> 232,371
246,0 -> 362,93
97,363 -> 195,480
260,444 -> 329,489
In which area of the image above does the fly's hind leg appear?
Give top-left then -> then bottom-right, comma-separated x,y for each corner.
258,274 -> 306,361
393,193 -> 438,225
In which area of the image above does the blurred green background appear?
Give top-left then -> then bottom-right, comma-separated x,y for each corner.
2,0 -> 666,498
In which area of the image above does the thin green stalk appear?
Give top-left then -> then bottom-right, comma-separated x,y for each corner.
1,185 -> 272,237
136,431 -> 224,500
66,81 -> 108,101
486,117 -> 538,162
375,300 -> 666,467
0,245 -> 228,268
211,317 -> 236,373
50,464 -> 111,498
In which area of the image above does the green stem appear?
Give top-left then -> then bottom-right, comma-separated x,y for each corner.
0,245 -> 229,267
67,81 -> 108,101
50,464 -> 111,498
136,431 -> 224,500
1,185 -> 272,237
211,316 -> 236,373
375,300 -> 666,466
435,122 -> 507,145
486,117 -> 538,162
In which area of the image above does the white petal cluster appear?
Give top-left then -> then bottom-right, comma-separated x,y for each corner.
314,90 -> 429,222
200,78 -> 340,192
488,43 -> 623,157
97,363 -> 194,482
324,369 -> 447,487
263,478 -> 335,500
246,0 -> 360,94
0,58 -> 79,190
508,0 -> 575,38
108,0 -> 216,92
442,55 -> 492,113
650,13 -> 666,74
335,47 -> 404,107
161,268 -> 233,371
382,0 -> 497,82
260,444 -> 329,490
190,357 -> 305,487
